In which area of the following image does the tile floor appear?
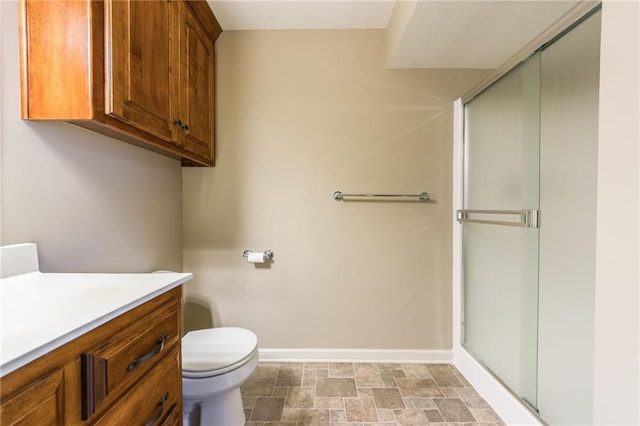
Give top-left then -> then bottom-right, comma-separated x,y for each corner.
241,362 -> 504,425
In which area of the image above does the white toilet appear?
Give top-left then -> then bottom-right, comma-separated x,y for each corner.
181,327 -> 259,426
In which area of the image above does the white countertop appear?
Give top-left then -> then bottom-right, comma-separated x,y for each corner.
0,271 -> 192,377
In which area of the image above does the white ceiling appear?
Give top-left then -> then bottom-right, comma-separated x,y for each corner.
207,0 -> 582,69
208,1 -> 396,30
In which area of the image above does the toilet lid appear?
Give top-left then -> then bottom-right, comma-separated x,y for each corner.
182,327 -> 258,377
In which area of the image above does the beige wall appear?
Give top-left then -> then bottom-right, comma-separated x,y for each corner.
1,1 -> 183,273
593,1 -> 639,423
183,29 -> 487,351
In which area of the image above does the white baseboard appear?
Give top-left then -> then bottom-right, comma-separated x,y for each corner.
257,348 -> 453,364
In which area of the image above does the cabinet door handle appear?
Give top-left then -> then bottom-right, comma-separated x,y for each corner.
127,333 -> 169,372
173,119 -> 182,126
181,124 -> 189,131
143,392 -> 169,426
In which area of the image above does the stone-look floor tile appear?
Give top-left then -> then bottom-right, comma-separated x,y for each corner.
243,362 -> 499,426
434,398 -> 475,422
441,387 -> 460,397
393,409 -> 429,426
329,363 -> 354,378
243,377 -> 277,397
313,397 -> 344,409
455,387 -> 491,410
396,378 -> 443,398
377,409 -> 395,422
424,409 -> 445,423
285,386 -> 315,408
243,396 -> 258,409
379,369 -> 397,388
297,409 -> 330,426
344,398 -> 378,422
392,369 -> 407,378
353,363 -> 384,387
272,386 -> 289,397
276,364 -> 304,386
281,408 -> 299,422
304,362 -> 328,369
459,423 -> 497,426
371,388 -> 405,409
470,408 -> 505,424
376,363 -> 399,370
427,365 -> 463,387
251,397 -> 285,421
330,409 -> 347,423
316,368 -> 329,378
449,365 -> 472,387
456,374 -> 472,388
357,388 -> 372,397
302,369 -> 316,387
262,423 -> 298,426
401,364 -> 432,379
448,365 -> 463,375
316,378 -> 357,397
253,364 -> 282,378
402,397 -> 437,410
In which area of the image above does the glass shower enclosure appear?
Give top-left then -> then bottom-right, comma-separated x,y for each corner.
458,9 -> 601,419
460,53 -> 541,411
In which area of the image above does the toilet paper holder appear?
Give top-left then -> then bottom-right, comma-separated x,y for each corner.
242,249 -> 274,261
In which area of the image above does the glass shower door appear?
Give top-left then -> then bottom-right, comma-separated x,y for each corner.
460,52 -> 541,410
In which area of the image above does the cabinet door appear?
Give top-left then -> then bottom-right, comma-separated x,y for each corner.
0,369 -> 64,425
178,1 -> 216,161
106,0 -> 178,143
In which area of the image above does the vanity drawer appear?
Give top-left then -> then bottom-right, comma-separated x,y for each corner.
81,298 -> 180,419
91,347 -> 182,426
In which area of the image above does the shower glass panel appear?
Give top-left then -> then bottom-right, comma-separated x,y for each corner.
462,53 -> 541,410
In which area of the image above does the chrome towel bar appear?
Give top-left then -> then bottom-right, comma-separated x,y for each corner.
456,209 -> 541,228
332,191 -> 430,202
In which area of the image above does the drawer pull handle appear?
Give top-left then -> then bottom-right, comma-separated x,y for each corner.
127,333 -> 169,372
143,392 -> 169,426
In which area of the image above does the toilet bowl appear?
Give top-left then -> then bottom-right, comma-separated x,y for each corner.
182,327 -> 259,426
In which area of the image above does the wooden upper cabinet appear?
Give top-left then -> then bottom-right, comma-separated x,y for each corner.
19,1 -> 92,120
19,0 -> 222,166
106,0 -> 176,144
178,0 -> 216,160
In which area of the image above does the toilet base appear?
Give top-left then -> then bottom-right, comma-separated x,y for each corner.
183,387 -> 246,426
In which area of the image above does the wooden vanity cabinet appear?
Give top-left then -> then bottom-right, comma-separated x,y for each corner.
0,369 -> 65,425
0,287 -> 183,425
19,0 -> 221,166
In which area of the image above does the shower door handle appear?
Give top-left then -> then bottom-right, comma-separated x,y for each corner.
457,209 -> 540,228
